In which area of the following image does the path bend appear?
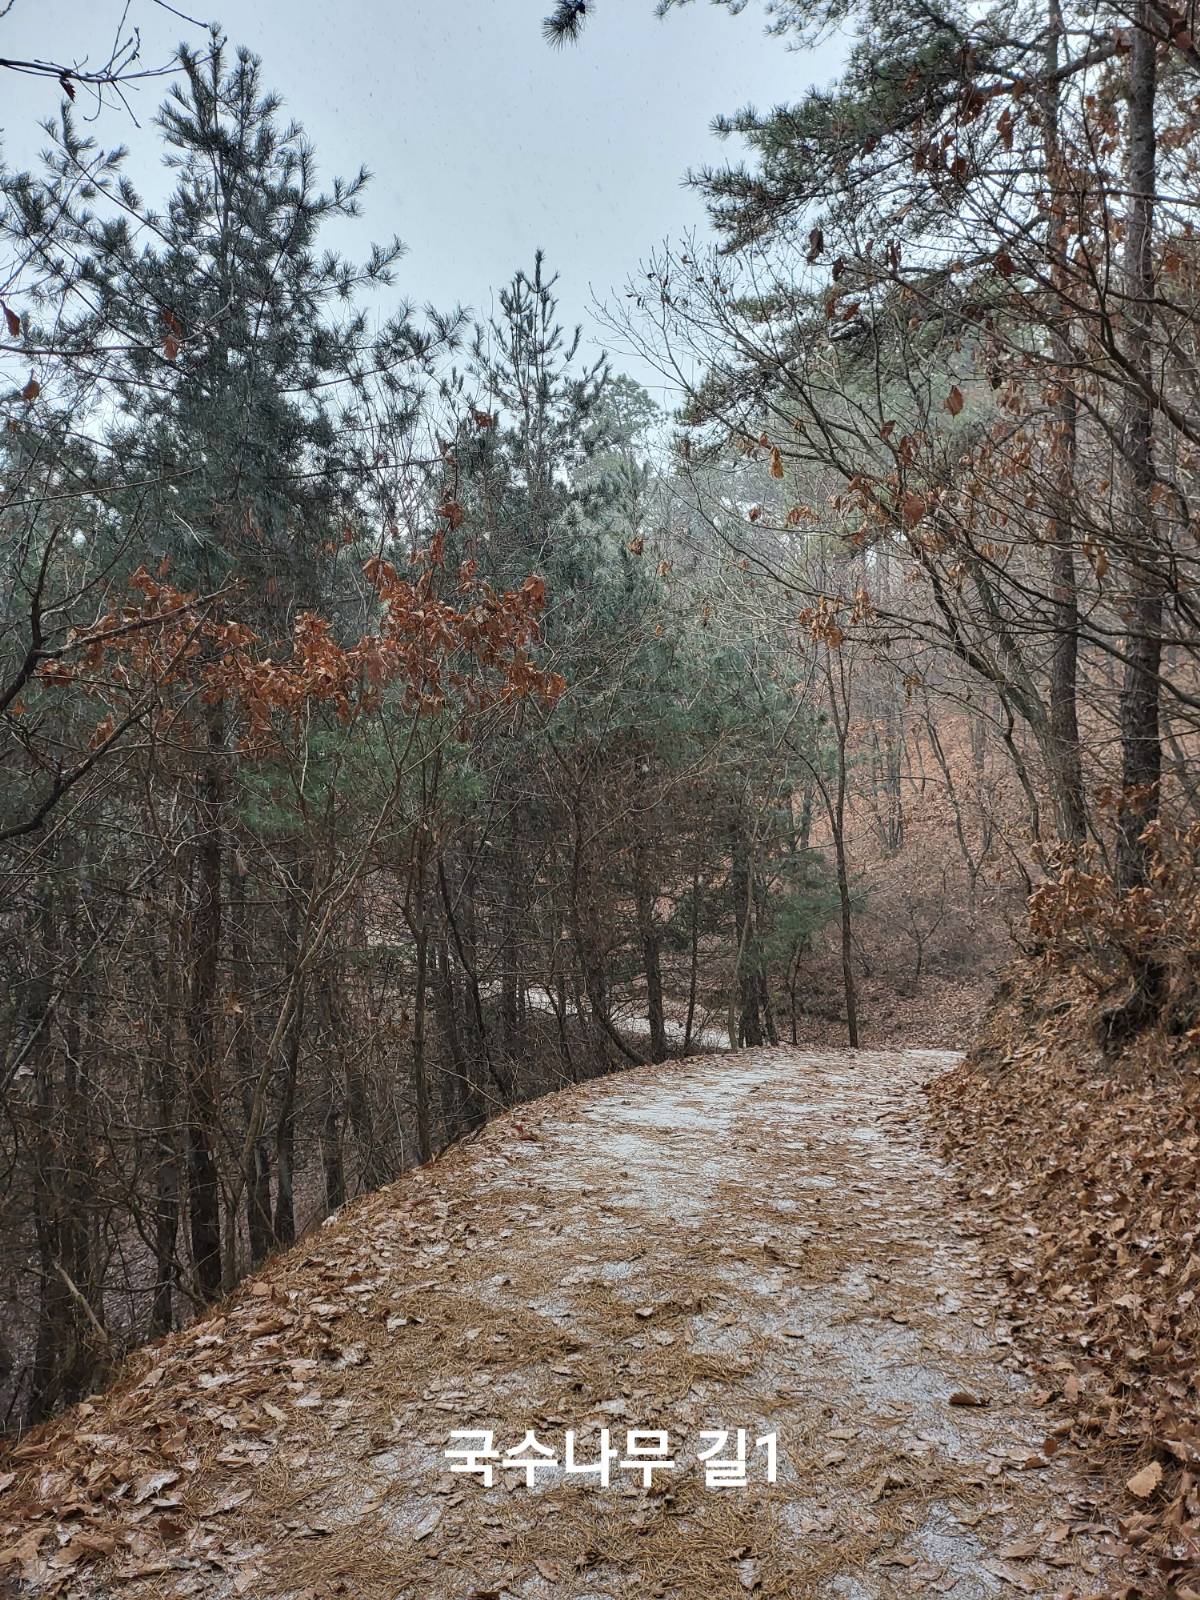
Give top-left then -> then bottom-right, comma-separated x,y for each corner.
5,1047 -> 1117,1599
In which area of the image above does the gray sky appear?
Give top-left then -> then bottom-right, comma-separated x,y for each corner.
1,0 -> 844,400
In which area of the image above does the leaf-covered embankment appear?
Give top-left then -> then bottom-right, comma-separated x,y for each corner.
930,966 -> 1200,1595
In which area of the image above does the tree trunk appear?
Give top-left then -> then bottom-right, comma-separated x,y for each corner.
150,898 -> 181,1334
634,845 -> 668,1061
320,1069 -> 345,1215
1044,0 -> 1087,844
230,851 -> 273,1271
319,969 -> 347,1213
826,664 -> 860,1047
730,816 -> 765,1048
408,853 -> 433,1165
432,931 -> 483,1136
683,857 -> 701,1055
184,708 -> 225,1302
273,988 -> 301,1248
1115,6 -> 1163,891
1107,3 -> 1166,1040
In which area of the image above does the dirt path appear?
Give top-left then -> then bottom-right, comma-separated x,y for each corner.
6,1047 -> 1119,1599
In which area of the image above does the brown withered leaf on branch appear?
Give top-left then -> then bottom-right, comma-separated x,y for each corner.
901,491 -> 927,527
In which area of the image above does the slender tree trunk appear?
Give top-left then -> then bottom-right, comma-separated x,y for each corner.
438,850 -> 513,1099
634,844 -> 668,1061
150,895 -> 181,1334
825,661 -> 860,1047
272,963 -> 303,1249
683,857 -> 701,1055
319,969 -> 347,1211
432,930 -> 480,1137
788,943 -> 803,1046
1107,3 -> 1166,1040
730,816 -> 765,1048
832,808 -> 859,1048
272,875 -> 304,1247
407,849 -> 433,1164
1044,0 -> 1087,844
25,875 -> 72,1422
320,1068 -> 345,1216
273,1007 -> 299,1247
1115,7 -> 1163,891
499,837 -> 521,1061
569,793 -> 643,1065
184,708 -> 225,1302
230,851 -> 273,1271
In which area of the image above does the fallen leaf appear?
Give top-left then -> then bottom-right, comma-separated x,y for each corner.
997,1540 -> 1039,1560
1126,1461 -> 1162,1497
132,1469 -> 179,1504
413,1505 -> 443,1541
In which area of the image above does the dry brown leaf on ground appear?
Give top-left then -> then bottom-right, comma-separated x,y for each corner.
1126,1463 -> 1163,1498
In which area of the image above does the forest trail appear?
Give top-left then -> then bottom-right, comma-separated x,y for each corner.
4,1047 -> 1119,1600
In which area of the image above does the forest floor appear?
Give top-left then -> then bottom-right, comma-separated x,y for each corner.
2,1046 -> 1123,1599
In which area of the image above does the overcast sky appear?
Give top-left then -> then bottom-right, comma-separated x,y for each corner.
1,0 -> 844,400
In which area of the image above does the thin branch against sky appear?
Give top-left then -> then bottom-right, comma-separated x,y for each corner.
0,1 -> 844,396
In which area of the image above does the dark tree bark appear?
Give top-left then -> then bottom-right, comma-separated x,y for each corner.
319,971 -> 346,1214
634,843 -> 669,1062
406,848 -> 433,1165
149,906 -> 181,1335
1115,6 -> 1164,892
1043,0 -> 1088,845
824,660 -> 860,1048
230,851 -> 273,1271
273,991 -> 301,1248
432,932 -> 483,1137
184,708 -> 225,1302
683,857 -> 701,1055
1106,2 -> 1167,1041
730,816 -> 766,1048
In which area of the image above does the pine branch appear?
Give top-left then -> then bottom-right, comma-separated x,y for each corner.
543,1 -> 590,45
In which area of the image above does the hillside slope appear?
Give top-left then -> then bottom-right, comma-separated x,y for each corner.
2,1047 -> 1119,1599
931,967 -> 1200,1594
